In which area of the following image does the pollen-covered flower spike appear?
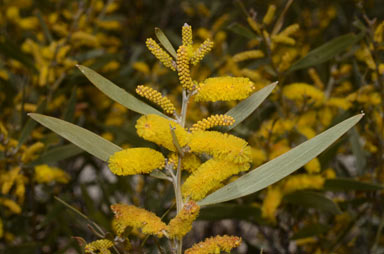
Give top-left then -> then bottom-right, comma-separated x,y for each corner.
182,159 -> 250,201
136,85 -> 176,114
108,148 -> 165,175
176,45 -> 195,91
166,200 -> 200,239
190,114 -> 235,132
182,23 -> 193,46
111,204 -> 167,237
184,235 -> 242,254
195,77 -> 255,102
190,38 -> 214,65
146,38 -> 176,71
85,239 -> 114,254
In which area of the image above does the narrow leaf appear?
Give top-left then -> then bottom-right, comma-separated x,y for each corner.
198,114 -> 363,206
227,23 -> 258,39
28,144 -> 84,166
289,33 -> 363,72
224,82 -> 277,131
63,86 -> 77,122
155,27 -> 177,58
284,190 -> 341,215
77,65 -> 169,118
29,113 -> 121,161
324,178 -> 383,191
291,223 -> 330,240
349,127 -> 366,173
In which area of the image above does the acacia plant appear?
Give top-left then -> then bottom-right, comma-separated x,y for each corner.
29,24 -> 362,253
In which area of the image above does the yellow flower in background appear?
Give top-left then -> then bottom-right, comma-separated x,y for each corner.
108,148 -> 165,175
21,142 -> 44,163
167,200 -> 200,239
34,165 -> 70,184
0,198 -> 22,214
304,158 -> 321,174
263,5 -> 276,25
0,218 -> 3,238
283,83 -> 325,106
261,186 -> 283,223
136,114 -> 190,152
184,235 -> 242,254
182,159 -> 250,201
1,167 -> 21,195
282,174 -> 325,194
233,50 -> 265,62
85,239 -> 114,254
111,204 -> 167,237
195,77 -> 255,102
188,131 -> 252,164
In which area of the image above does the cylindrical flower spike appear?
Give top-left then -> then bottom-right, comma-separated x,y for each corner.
233,50 -> 265,62
188,131 -> 252,164
271,34 -> 296,45
263,5 -> 276,25
167,200 -> 200,239
280,24 -> 300,37
177,45 -> 195,90
184,235 -> 242,254
194,77 -> 255,102
108,148 -> 165,175
168,153 -> 201,173
190,38 -> 214,65
182,159 -> 250,201
182,23 -> 193,46
190,114 -> 235,132
111,204 -> 167,237
146,38 -> 176,71
136,85 -> 176,114
135,114 -> 190,151
85,239 -> 114,254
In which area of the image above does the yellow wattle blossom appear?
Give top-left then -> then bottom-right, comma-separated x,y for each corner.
261,186 -> 283,222
280,24 -> 300,37
184,235 -> 242,254
190,38 -> 214,65
247,16 -> 261,34
190,114 -> 235,132
282,174 -> 325,194
271,34 -> 296,45
108,148 -> 165,175
111,204 -> 167,237
304,158 -> 321,174
182,159 -> 250,201
263,5 -> 276,25
233,50 -> 265,62
0,218 -> 3,238
1,167 -> 21,195
308,68 -> 325,89
135,114 -> 190,152
85,239 -> 114,254
34,165 -> 70,184
146,38 -> 176,71
182,23 -> 193,46
168,153 -> 201,173
0,198 -> 22,214
188,131 -> 252,164
177,45 -> 194,90
194,77 -> 255,102
374,21 -> 384,43
21,142 -> 44,163
133,61 -> 150,74
136,85 -> 176,114
167,200 -> 200,239
283,83 -> 325,106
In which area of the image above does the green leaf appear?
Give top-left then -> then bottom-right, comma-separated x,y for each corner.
63,86 -> 77,122
155,27 -> 177,58
198,114 -> 363,206
29,113 -> 121,161
28,144 -> 84,166
77,65 -> 169,118
284,190 -> 341,215
224,82 -> 277,131
199,204 -> 263,223
289,33 -> 363,72
227,23 -> 258,39
150,170 -> 171,181
36,10 -> 53,43
349,127 -> 366,173
324,178 -> 384,191
291,223 -> 330,240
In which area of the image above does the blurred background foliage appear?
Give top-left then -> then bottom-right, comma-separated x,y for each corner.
1,0 -> 384,253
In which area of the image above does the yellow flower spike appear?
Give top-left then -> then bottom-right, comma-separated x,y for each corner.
176,45 -> 195,90
190,114 -> 235,132
283,83 -> 325,106
308,68 -> 325,89
190,38 -> 214,65
194,77 -> 255,102
1,167 -> 21,195
111,204 -> 167,237
0,198 -> 22,214
146,38 -> 176,71
34,165 -> 70,184
182,159 -> 250,201
184,235 -> 242,254
136,114 -> 190,152
189,131 -> 252,164
304,158 -> 321,174
0,218 -> 3,238
233,50 -> 265,62
247,17 -> 261,34
374,21 -> 384,43
182,23 -> 193,46
261,186 -> 283,223
108,148 -> 165,176
271,34 -> 296,45
136,85 -> 176,114
21,142 -> 44,163
280,24 -> 300,37
168,153 -> 201,173
167,200 -> 200,239
85,239 -> 114,254
282,174 -> 325,194
263,5 -> 276,25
